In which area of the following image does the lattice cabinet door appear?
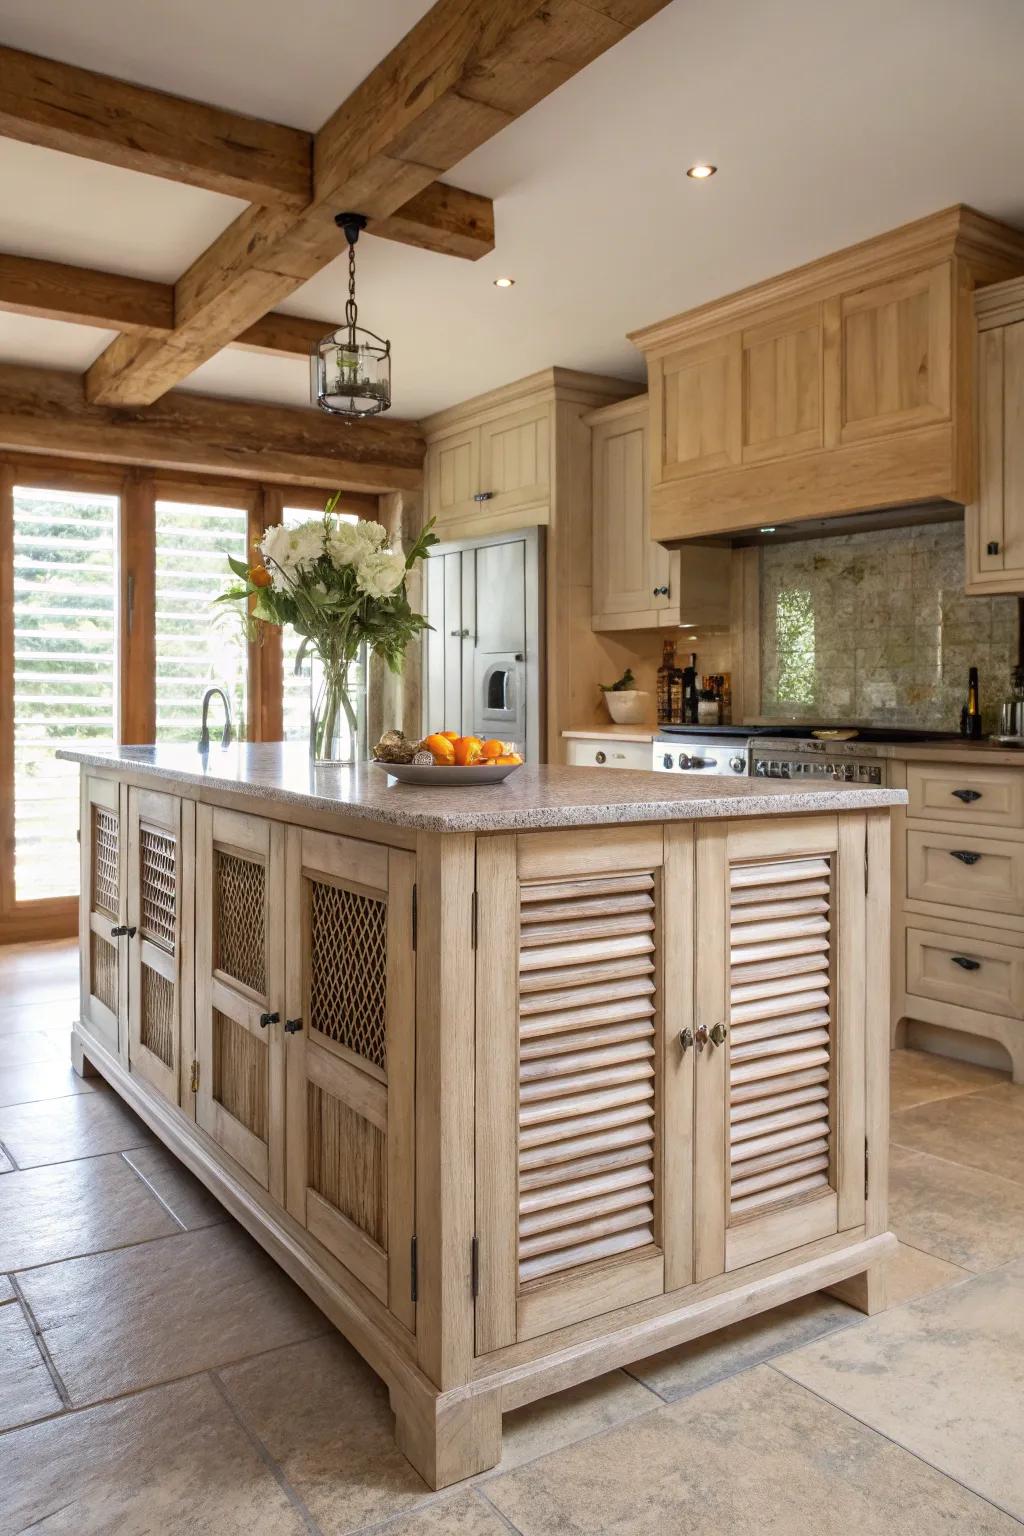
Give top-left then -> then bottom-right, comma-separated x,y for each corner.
195,805 -> 286,1201
79,774 -> 127,1057
474,827 -> 694,1353
284,829 -> 416,1332
693,816 -> 867,1281
126,788 -> 187,1105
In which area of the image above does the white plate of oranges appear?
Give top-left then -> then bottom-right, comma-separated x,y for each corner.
375,732 -> 524,786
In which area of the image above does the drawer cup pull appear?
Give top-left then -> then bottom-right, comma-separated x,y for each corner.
951,788 -> 982,803
951,955 -> 981,971
949,849 -> 982,865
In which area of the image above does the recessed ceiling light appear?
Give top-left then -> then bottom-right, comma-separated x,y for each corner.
686,163 -> 717,180
493,276 -> 515,288
760,526 -> 777,534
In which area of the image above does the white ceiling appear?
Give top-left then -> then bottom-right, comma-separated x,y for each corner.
2,0 -> 1024,420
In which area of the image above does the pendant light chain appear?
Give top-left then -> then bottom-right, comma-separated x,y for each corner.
311,210 -> 392,417
345,240 -> 359,343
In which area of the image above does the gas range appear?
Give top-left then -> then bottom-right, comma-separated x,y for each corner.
651,726 -> 751,776
651,724 -> 965,779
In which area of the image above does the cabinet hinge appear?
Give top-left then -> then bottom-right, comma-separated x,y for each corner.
864,837 -> 869,895
411,884 -> 417,952
471,889 -> 479,950
410,1235 -> 418,1303
471,1234 -> 480,1298
865,1137 -> 870,1200
190,1060 -> 200,1094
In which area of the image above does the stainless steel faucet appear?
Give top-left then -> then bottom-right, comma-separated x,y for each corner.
198,686 -> 233,751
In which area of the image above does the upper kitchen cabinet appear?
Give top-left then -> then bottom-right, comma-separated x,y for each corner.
588,394 -> 730,631
422,368 -> 629,539
966,276 -> 1024,593
630,207 -> 1024,543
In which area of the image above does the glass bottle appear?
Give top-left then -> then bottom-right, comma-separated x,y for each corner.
657,639 -> 677,725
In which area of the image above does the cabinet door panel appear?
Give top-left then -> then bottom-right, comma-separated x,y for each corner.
653,334 -> 741,483
741,306 -> 822,463
835,263 -> 952,444
127,787 -> 183,1105
478,406 -> 551,515
592,414 -> 651,618
195,805 -> 285,1199
80,776 -> 125,1056
429,428 -> 480,526
284,830 -> 416,1330
695,816 -> 866,1279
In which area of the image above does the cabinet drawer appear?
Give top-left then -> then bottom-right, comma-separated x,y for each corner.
565,738 -> 651,770
907,828 -> 1024,917
906,762 -> 1024,829
906,923 -> 1024,1019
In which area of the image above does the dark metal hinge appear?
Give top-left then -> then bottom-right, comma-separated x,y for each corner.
190,1060 -> 200,1094
410,1235 -> 418,1303
471,1235 -> 479,1298
411,884 -> 417,952
471,889 -> 478,950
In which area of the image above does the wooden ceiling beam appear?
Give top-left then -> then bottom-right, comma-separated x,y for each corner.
0,361 -> 424,492
84,0 -> 671,406
0,43 -> 494,255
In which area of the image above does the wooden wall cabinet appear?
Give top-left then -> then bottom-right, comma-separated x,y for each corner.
424,398 -> 552,534
587,394 -> 731,631
966,276 -> 1024,593
631,207 -> 1024,542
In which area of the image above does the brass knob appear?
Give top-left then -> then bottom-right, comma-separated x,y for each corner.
694,1023 -> 709,1052
709,1022 -> 728,1047
678,1027 -> 694,1052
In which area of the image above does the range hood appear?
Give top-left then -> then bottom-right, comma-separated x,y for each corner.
672,500 -> 964,552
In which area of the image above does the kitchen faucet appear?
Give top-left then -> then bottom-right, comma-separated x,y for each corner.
198,686 -> 233,751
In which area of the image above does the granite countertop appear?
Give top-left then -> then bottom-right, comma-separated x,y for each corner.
57,743 -> 906,833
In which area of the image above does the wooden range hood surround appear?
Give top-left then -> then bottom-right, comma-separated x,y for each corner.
629,206 -> 1024,544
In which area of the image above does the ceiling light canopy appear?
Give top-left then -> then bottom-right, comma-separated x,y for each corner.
686,163 -> 717,180
311,213 -> 391,418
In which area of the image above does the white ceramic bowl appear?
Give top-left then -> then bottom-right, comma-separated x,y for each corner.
603,690 -> 651,725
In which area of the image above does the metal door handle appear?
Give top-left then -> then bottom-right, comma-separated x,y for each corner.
987,541 -> 1000,555
708,1022 -> 728,1047
951,955 -> 981,971
952,788 -> 982,803
694,1023 -> 709,1052
284,1017 -> 304,1034
949,850 -> 982,865
110,924 -> 136,939
450,628 -> 471,639
653,585 -> 670,597
473,491 -> 494,502
258,1011 -> 280,1028
678,1028 -> 694,1052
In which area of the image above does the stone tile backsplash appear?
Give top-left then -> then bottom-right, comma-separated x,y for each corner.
759,522 -> 1018,732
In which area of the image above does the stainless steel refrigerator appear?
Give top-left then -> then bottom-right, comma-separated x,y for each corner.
422,526 -> 545,763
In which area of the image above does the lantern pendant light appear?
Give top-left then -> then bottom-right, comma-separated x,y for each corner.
311,213 -> 392,417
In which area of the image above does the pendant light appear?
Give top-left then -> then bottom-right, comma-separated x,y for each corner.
311,213 -> 392,417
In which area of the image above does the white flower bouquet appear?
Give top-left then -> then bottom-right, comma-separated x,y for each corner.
219,494 -> 437,762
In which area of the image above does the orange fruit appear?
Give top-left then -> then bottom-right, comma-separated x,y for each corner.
420,733 -> 455,765
495,753 -> 523,766
439,730 -> 459,742
480,738 -> 505,760
249,564 -> 272,588
452,735 -> 483,766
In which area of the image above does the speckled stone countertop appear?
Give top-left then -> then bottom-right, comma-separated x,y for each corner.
57,743 -> 906,834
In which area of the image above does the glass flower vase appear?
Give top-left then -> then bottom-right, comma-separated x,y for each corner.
309,651 -> 364,766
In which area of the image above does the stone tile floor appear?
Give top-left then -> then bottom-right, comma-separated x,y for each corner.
0,939 -> 1021,1534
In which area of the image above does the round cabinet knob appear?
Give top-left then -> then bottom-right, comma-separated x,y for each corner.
678,1027 -> 694,1052
729,755 -> 746,774
595,750 -> 607,765
709,1022 -> 728,1047
652,585 -> 670,597
662,753 -> 674,770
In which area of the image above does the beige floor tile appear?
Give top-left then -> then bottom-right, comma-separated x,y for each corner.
486,1366 -> 1017,1535
0,1153 -> 181,1272
0,974 -> 78,1008
776,1259 -> 1024,1519
884,1240 -> 971,1306
123,1144 -> 228,1230
0,1000 -> 80,1036
0,1303 -> 63,1430
0,1144 -> 12,1173
0,1030 -> 62,1066
0,1274 -> 15,1303
0,1084 -> 152,1166
0,1057 -> 98,1110
19,1223 -> 327,1406
0,1374 -> 310,1535
627,1293 -> 857,1401
889,1047 -> 1007,1113
497,1370 -> 659,1472
218,1332 -> 430,1534
889,1144 -> 1024,1271
381,1493 -> 514,1536
0,938 -> 77,978
892,1085 -> 1024,1187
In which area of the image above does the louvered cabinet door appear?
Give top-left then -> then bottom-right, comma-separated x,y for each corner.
476,828 -> 692,1352
79,775 -> 126,1056
694,817 -> 867,1279
284,829 -> 416,1332
195,806 -> 286,1201
127,788 -> 186,1105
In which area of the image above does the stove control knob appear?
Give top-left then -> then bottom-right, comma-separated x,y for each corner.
662,753 -> 674,770
754,760 -> 768,777
729,755 -> 746,774
677,753 -> 692,770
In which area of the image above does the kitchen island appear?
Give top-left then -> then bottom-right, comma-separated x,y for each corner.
61,744 -> 903,1488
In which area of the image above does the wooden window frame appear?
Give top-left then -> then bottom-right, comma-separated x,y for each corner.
0,449 -> 375,944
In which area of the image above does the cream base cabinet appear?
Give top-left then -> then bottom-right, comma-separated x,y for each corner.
79,775 -> 126,1057
195,805 -> 287,1202
127,787 -> 191,1106
284,827 -> 417,1332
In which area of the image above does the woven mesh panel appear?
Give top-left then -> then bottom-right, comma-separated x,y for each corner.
140,828 -> 176,951
308,879 -> 387,1072
213,1009 -> 268,1141
92,807 -> 119,918
91,932 -> 117,1013
307,1082 -> 387,1246
141,963 -> 174,1068
215,851 -> 266,995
